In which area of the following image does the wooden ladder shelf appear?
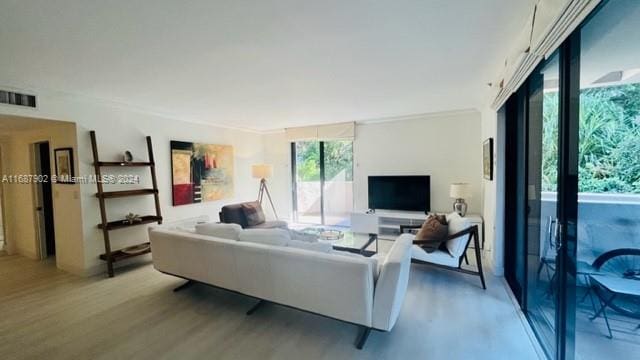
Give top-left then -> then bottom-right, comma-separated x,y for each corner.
89,131 -> 162,277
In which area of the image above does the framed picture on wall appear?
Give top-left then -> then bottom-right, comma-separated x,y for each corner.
483,138 -> 493,180
54,147 -> 75,184
170,141 -> 235,206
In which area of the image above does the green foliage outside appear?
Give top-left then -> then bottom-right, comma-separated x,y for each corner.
295,141 -> 353,182
542,83 -> 640,193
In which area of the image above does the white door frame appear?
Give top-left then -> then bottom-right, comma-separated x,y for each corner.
0,143 -> 7,252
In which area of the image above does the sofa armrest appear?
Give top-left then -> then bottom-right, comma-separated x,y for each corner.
372,234 -> 413,331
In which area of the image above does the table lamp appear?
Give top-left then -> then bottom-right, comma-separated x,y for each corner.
450,183 -> 471,217
252,164 -> 277,219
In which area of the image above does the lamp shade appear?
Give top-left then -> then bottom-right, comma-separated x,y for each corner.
450,183 -> 471,199
252,164 -> 273,179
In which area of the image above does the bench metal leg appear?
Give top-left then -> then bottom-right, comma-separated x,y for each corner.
356,326 -> 372,350
246,300 -> 267,315
173,280 -> 194,292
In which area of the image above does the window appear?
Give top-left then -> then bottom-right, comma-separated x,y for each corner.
291,141 -> 353,227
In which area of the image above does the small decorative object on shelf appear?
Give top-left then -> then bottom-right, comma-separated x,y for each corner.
124,212 -> 142,225
123,150 -> 133,163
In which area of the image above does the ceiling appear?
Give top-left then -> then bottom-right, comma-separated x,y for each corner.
0,0 -> 533,131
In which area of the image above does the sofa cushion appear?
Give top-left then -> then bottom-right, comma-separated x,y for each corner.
195,222 -> 242,240
242,201 -> 266,226
289,229 -> 318,242
238,228 -> 291,246
287,239 -> 332,253
445,212 -> 471,258
412,246 -> 459,267
250,220 -> 289,230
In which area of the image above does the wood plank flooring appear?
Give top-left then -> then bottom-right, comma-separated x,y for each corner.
0,253 -> 540,360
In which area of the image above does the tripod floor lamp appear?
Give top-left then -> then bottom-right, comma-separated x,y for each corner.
252,164 -> 278,219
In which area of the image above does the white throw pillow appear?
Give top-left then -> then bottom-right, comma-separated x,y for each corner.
287,239 -> 332,253
289,229 -> 319,243
195,222 -> 243,240
445,212 -> 471,258
238,228 -> 291,246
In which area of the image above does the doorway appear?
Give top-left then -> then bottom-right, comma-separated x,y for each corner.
33,141 -> 55,258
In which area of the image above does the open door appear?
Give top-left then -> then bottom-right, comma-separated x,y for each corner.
33,142 -> 55,258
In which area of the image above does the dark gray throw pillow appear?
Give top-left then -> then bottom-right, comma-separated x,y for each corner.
241,202 -> 266,226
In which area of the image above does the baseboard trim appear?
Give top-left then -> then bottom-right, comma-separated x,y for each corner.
500,277 -> 547,360
16,247 -> 38,260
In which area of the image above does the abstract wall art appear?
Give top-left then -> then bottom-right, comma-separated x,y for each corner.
170,141 -> 234,206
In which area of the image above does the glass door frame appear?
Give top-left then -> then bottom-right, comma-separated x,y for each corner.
503,34 -> 582,360
291,141 -> 353,226
554,31 -> 580,360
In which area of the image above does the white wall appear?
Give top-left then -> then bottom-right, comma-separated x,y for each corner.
0,122 -> 84,273
1,91 -> 264,275
480,105 -> 504,275
354,111 -> 483,214
264,110 -> 484,221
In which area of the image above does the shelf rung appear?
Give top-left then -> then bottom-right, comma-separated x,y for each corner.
96,189 -> 157,198
99,242 -> 151,262
98,215 -> 162,230
97,161 -> 153,167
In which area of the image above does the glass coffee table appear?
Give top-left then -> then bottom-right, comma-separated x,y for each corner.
298,227 -> 378,256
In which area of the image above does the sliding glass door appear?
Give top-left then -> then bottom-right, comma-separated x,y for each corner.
526,51 -> 561,357
574,1 -> 640,358
292,141 -> 353,227
504,2 -> 640,359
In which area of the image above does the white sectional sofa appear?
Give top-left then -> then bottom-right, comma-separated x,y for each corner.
148,217 -> 413,349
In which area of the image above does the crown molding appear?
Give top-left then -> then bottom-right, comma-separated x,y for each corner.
355,108 -> 480,126
1,81 -> 480,135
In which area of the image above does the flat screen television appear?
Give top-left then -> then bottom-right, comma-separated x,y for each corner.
368,175 -> 430,213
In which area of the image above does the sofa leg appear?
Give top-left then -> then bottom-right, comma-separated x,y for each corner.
246,300 -> 267,315
173,280 -> 194,292
355,326 -> 372,350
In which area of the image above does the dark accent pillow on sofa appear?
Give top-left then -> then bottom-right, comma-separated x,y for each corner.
241,202 -> 266,227
414,215 -> 449,253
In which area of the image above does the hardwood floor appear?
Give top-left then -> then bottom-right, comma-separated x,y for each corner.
0,254 -> 540,360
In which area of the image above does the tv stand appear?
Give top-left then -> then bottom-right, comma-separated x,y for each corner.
351,210 -> 485,249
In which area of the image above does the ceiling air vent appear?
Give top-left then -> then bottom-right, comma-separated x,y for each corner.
0,89 -> 37,108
